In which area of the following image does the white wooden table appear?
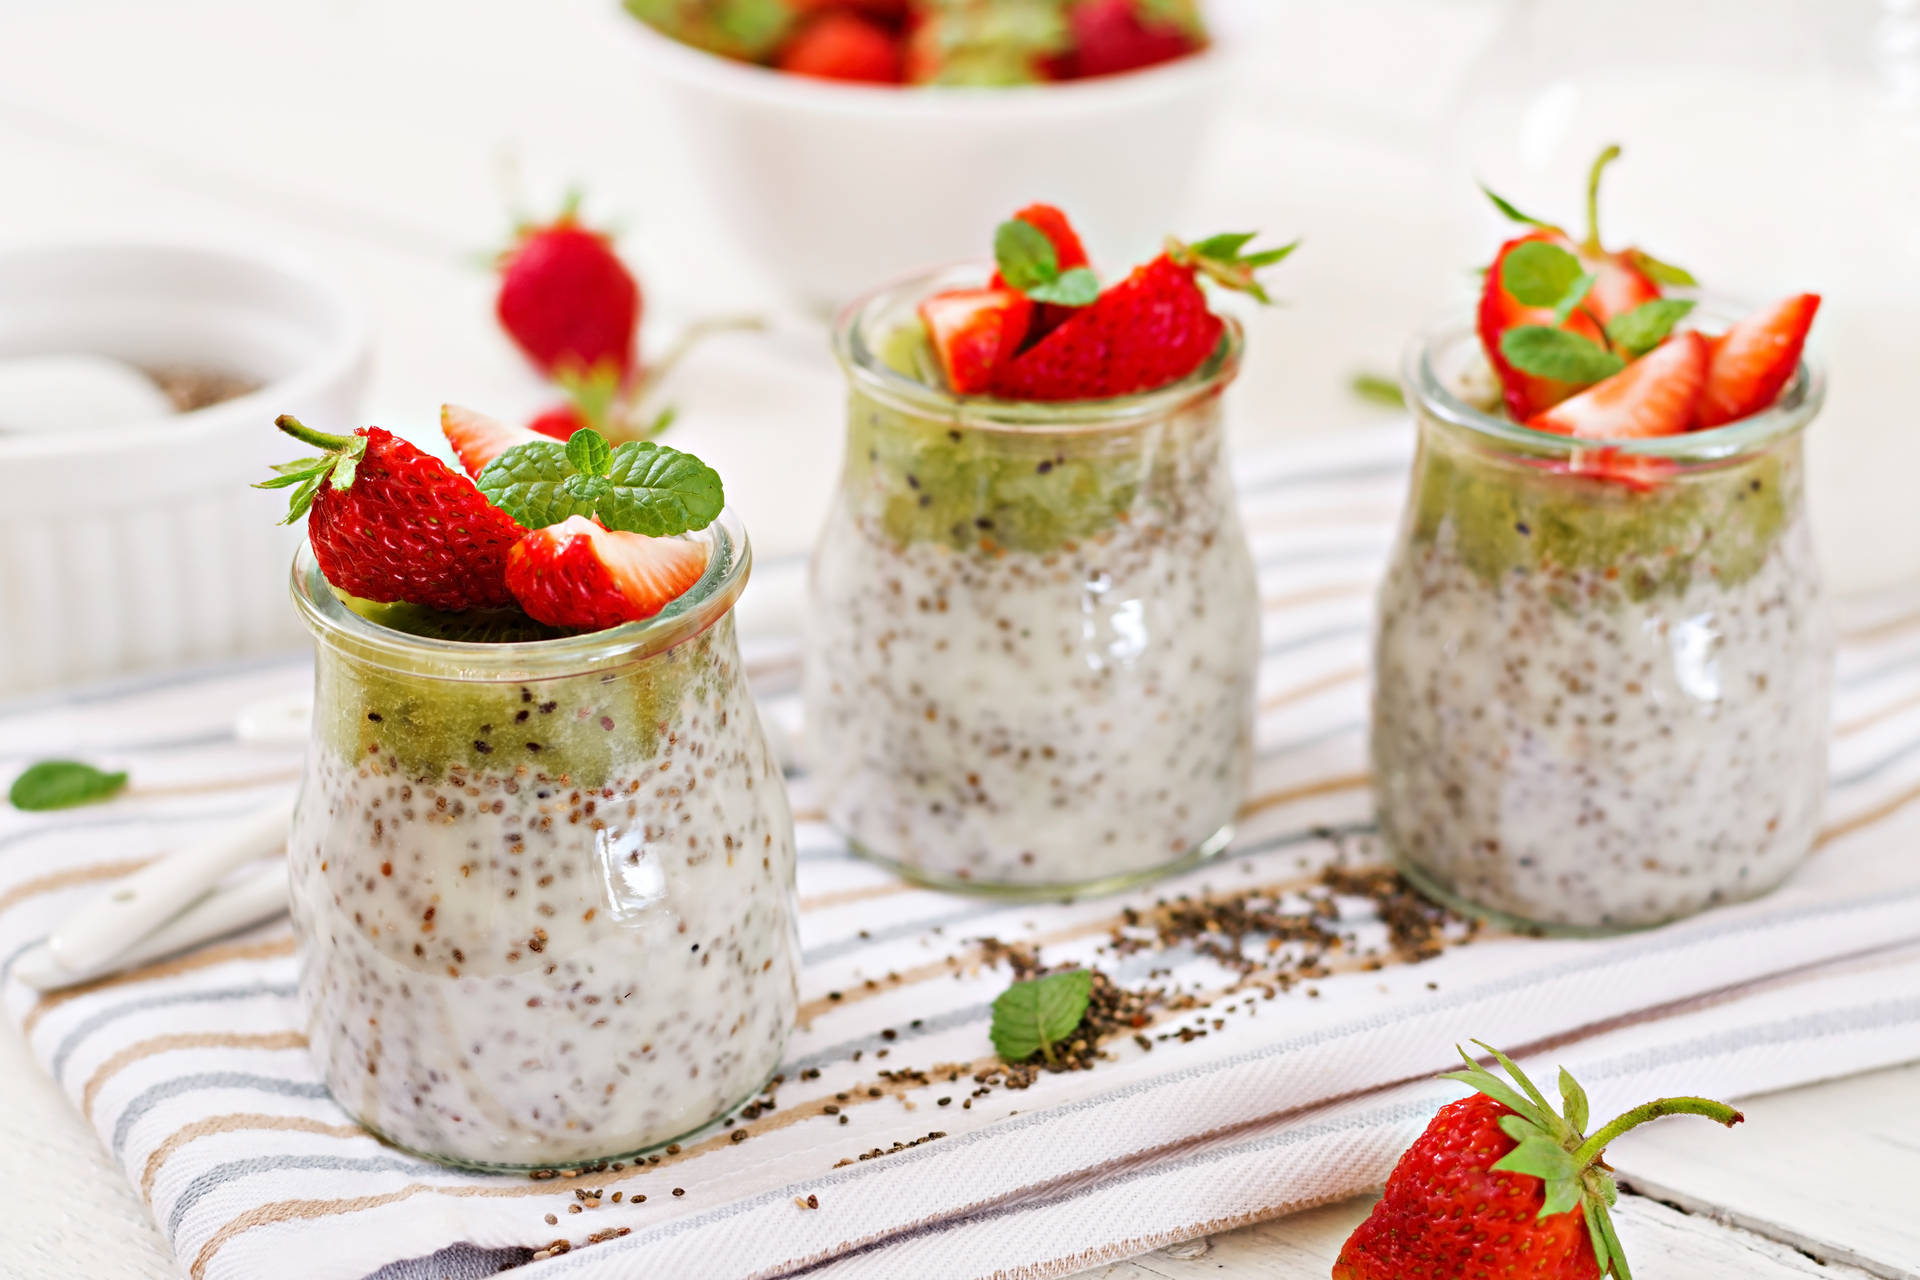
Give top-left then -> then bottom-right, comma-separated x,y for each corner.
1,1 -> 1914,1276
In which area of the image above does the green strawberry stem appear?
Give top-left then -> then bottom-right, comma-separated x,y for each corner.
1573,1095 -> 1743,1167
276,415 -> 353,452
1583,143 -> 1622,256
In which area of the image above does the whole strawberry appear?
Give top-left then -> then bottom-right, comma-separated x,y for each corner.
495,197 -> 641,381
259,417 -> 524,611
1334,1043 -> 1743,1280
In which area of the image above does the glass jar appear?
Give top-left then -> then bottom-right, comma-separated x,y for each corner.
803,269 -> 1261,897
287,510 -> 798,1170
1373,315 -> 1833,935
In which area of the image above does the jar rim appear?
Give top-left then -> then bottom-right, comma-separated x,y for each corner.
289,507 -> 752,680
1402,302 -> 1825,462
832,263 -> 1245,433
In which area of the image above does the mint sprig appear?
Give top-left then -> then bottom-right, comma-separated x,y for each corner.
1499,326 -> 1625,385
1605,298 -> 1696,358
994,219 -> 1099,307
990,968 -> 1093,1065
9,760 -> 129,811
1499,239 -> 1595,324
476,427 -> 723,537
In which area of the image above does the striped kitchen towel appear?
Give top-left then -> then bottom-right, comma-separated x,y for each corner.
5,425 -> 1920,1280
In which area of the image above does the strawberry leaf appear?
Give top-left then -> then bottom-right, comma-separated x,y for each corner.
1480,182 -> 1555,229
1559,1067 -> 1591,1136
990,968 -> 1092,1065
1625,248 -> 1697,287
1500,326 -> 1625,385
478,433 -> 723,537
1604,298 -> 1696,358
257,419 -> 367,524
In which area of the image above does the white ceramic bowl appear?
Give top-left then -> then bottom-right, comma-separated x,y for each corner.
625,20 -> 1228,310
0,242 -> 369,696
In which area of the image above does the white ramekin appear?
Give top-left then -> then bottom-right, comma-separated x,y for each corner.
0,241 -> 370,697
624,21 -> 1229,310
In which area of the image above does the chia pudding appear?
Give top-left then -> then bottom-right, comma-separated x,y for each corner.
1371,322 -> 1833,933
803,272 -> 1260,895
288,515 -> 799,1169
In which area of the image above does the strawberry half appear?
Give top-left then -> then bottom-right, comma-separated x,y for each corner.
506,516 -> 708,630
496,199 -> 640,380
442,403 -> 548,480
918,288 -> 1034,395
1696,293 -> 1821,428
1478,229 -> 1661,420
989,232 -> 1292,401
260,418 -> 524,611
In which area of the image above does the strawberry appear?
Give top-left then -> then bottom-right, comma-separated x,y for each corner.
788,0 -> 908,18
1062,0 -> 1205,79
1696,293 -> 1821,428
441,403 -> 549,480
918,287 -> 1034,394
259,418 -> 523,611
777,12 -> 904,83
505,516 -> 708,630
989,204 -> 1090,288
1528,330 -> 1709,440
528,404 -> 588,441
1334,1043 -> 1742,1280
1477,147 -> 1676,419
990,232 -> 1293,401
495,198 -> 640,381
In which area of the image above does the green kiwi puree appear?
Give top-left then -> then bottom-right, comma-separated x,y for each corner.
311,609 -> 720,786
848,322 -> 1221,554
1409,426 -> 1792,601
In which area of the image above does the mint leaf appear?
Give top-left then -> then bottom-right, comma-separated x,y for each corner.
1350,371 -> 1404,408
1500,240 -> 1583,307
566,427 -> 612,476
9,760 -> 128,811
1025,266 -> 1099,306
994,218 -> 1061,294
478,432 -> 723,537
1551,272 -> 1596,326
1500,326 -> 1625,385
990,968 -> 1093,1065
1625,249 -> 1697,287
1605,298 -> 1696,357
595,442 -> 725,536
1480,182 -> 1554,229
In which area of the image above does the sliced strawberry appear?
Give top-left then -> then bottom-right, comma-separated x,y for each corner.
527,404 -> 588,441
1528,330 -> 1709,440
262,419 -> 523,611
506,516 -> 709,630
777,12 -> 904,83
1696,293 -> 1821,428
918,288 -> 1033,395
1586,253 -> 1661,321
991,255 -> 1217,400
441,403 -> 548,480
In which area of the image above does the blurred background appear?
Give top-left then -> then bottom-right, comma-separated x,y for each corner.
1,0 -> 1917,696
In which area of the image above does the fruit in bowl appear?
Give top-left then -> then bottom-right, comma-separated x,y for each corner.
625,0 -> 1206,86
